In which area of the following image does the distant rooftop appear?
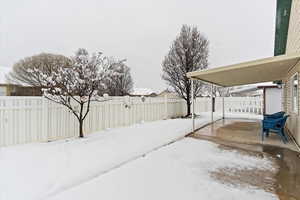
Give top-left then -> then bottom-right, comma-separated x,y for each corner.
131,88 -> 157,96
0,66 -> 11,84
230,82 -> 278,95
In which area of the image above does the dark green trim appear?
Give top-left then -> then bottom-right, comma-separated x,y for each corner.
274,0 -> 292,56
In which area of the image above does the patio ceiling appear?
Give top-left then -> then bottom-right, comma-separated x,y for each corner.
187,53 -> 300,87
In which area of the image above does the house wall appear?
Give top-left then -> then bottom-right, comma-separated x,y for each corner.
283,65 -> 300,143
265,88 -> 282,114
13,86 -> 42,96
286,0 -> 300,54
283,0 -> 300,144
0,85 -> 42,96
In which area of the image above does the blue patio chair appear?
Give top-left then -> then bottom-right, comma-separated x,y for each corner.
263,111 -> 285,120
262,115 -> 289,144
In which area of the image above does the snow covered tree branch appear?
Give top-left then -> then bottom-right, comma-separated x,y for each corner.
162,25 -> 209,116
31,48 -> 124,137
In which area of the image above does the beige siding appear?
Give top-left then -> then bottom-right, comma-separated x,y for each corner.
283,0 -> 300,144
283,62 -> 300,144
286,0 -> 300,54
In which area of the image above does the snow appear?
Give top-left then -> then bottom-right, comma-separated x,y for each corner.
0,112 -> 272,200
49,138 -> 277,200
0,113 -> 221,200
38,49 -> 116,104
230,82 -> 277,95
0,66 -> 11,84
131,88 -> 157,96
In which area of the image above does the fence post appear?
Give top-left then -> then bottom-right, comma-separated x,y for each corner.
42,97 -> 49,141
124,95 -> 130,125
164,94 -> 168,119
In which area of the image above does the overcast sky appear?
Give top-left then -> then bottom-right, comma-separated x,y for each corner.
0,0 -> 276,91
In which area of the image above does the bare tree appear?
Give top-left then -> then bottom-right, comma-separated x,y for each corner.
217,87 -> 232,97
206,85 -> 233,97
7,53 -> 71,86
104,58 -> 133,96
162,25 -> 209,116
30,48 -> 119,137
205,85 -> 233,112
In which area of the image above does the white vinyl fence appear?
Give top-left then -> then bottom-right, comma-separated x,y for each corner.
194,97 -> 263,114
0,96 -> 262,146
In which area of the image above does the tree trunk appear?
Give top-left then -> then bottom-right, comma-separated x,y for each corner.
186,100 -> 191,117
79,103 -> 84,138
79,119 -> 84,138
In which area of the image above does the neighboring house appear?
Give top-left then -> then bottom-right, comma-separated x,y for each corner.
187,0 -> 300,145
130,88 -> 157,97
0,66 -> 11,96
0,66 -> 42,96
157,89 -> 179,98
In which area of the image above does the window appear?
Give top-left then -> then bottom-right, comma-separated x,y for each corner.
291,73 -> 298,114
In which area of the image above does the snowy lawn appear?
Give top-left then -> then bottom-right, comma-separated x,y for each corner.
48,138 -> 277,200
0,113 -> 221,200
0,112 -> 265,200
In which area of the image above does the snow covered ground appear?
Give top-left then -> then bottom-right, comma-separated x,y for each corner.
0,113 -> 221,200
0,112 -> 269,200
49,138 -> 278,200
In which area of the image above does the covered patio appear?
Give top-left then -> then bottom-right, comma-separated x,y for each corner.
191,119 -> 298,152
187,53 -> 300,151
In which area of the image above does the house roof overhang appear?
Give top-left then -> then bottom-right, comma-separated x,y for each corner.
187,53 -> 300,87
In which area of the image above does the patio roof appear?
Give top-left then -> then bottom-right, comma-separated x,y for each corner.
187,53 -> 300,87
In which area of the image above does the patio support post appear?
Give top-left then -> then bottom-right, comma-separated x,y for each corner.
191,79 -> 195,132
211,84 -> 213,123
222,96 -> 225,119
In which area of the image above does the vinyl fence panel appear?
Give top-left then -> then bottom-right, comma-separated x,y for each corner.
0,96 -> 262,146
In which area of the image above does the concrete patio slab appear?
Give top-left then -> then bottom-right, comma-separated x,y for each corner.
191,119 -> 298,152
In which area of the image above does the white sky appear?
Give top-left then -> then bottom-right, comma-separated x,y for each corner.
0,0 -> 276,91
